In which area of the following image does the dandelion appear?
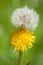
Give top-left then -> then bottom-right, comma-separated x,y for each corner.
11,6 -> 39,31
10,6 -> 39,65
10,28 -> 35,52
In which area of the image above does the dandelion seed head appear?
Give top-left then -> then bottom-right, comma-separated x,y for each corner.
11,6 -> 39,31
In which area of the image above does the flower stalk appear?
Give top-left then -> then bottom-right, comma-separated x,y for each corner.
18,52 -> 23,65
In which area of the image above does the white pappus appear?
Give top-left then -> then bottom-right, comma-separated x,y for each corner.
11,6 -> 39,31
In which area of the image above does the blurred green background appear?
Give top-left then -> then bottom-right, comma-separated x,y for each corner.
0,0 -> 43,65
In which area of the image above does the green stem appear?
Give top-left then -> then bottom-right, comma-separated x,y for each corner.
18,52 -> 23,65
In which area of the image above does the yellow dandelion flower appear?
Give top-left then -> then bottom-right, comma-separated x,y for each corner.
10,28 -> 35,52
